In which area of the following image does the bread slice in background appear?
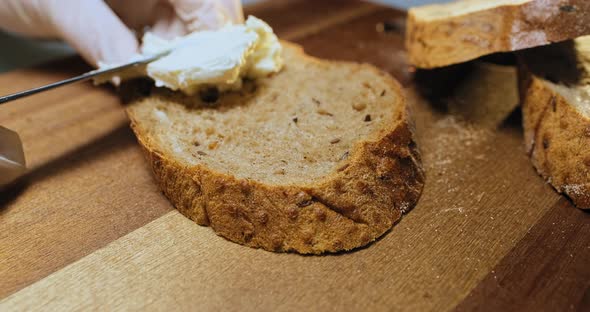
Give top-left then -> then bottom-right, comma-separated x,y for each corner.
519,36 -> 590,209
124,42 -> 425,254
406,0 -> 590,69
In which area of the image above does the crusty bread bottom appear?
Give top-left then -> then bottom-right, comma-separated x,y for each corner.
125,42 -> 425,253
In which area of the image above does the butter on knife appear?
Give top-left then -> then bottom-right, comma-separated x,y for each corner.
0,126 -> 26,187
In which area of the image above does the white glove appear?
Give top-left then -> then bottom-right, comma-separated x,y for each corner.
0,0 -> 243,67
0,127 -> 26,187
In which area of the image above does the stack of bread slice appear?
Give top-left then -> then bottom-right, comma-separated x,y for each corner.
406,0 -> 590,209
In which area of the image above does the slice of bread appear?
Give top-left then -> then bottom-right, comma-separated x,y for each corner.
519,36 -> 590,209
406,0 -> 590,69
124,42 -> 425,253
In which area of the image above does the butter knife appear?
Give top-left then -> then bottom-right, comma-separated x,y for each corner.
0,51 -> 168,104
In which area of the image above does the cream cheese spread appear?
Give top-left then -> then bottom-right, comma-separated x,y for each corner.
98,16 -> 283,95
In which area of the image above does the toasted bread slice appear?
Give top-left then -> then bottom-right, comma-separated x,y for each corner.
519,36 -> 590,209
124,42 -> 425,253
406,0 -> 590,69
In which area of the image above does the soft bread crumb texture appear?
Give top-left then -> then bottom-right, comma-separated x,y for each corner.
131,58 -> 393,185
520,36 -> 590,209
125,42 -> 425,253
406,0 -> 590,68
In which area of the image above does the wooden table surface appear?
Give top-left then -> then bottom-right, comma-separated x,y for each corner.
1,1 -> 588,311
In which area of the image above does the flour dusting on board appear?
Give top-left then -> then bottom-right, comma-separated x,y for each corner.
425,115 -> 491,173
420,115 -> 493,215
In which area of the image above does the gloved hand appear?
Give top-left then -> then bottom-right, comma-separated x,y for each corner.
0,0 -> 243,67
0,1 -> 243,187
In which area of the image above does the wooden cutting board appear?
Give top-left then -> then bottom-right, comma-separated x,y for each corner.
0,1 -> 588,311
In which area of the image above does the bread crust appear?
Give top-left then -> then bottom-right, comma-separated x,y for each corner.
126,44 -> 425,254
406,0 -> 590,69
520,68 -> 590,209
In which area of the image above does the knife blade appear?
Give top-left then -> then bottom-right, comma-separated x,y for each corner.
0,51 -> 168,105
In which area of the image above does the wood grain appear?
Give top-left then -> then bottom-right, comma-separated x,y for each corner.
293,9 -> 412,85
252,0 -> 378,41
455,199 -> 590,312
0,58 -> 171,297
0,1 -> 587,311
